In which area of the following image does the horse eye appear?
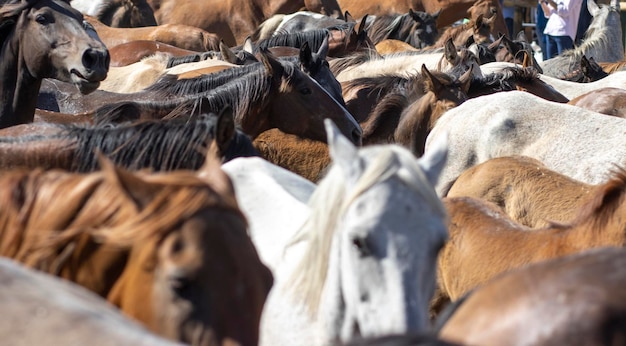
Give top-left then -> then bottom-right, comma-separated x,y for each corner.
35,14 -> 48,25
352,237 -> 371,257
300,87 -> 312,95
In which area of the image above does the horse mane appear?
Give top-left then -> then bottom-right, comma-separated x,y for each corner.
572,167 -> 626,231
366,13 -> 414,43
361,93 -> 409,144
288,145 -> 446,314
146,62 -> 264,96
343,74 -> 417,101
560,4 -> 610,62
166,54 -> 202,68
469,66 -> 538,93
1,162 -> 242,271
62,114 -> 238,172
95,60 -> 298,124
0,0 -> 39,49
257,28 -> 331,52
329,49 -> 381,75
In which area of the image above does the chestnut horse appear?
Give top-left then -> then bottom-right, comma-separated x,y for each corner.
71,0 -> 156,27
0,154 -> 273,346
337,0 -> 507,36
147,0 -> 343,46
108,40 -> 199,67
0,0 -> 109,129
439,247 -> 626,345
447,156 -> 594,228
568,87 -> 626,118
438,167 -> 626,303
85,15 -> 220,52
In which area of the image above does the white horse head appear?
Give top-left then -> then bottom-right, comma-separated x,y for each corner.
287,119 -> 448,343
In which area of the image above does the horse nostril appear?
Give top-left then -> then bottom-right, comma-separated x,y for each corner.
82,48 -> 98,70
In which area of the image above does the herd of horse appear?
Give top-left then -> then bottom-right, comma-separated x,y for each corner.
2,0 -> 626,345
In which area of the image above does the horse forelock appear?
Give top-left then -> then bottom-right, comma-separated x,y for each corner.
288,145 -> 445,315
574,167 -> 626,232
3,167 -> 241,270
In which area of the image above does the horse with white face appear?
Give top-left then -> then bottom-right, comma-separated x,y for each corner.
259,119 -> 449,345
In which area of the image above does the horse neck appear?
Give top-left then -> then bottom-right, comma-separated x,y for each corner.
0,30 -> 41,128
250,0 -> 302,22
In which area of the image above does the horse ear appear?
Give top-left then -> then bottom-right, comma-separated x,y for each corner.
502,34 -> 518,54
243,36 -> 255,54
487,34 -> 505,50
581,55 -> 591,75
459,64 -> 473,94
219,40 -> 239,64
299,41 -> 313,69
316,35 -> 330,61
198,142 -> 238,200
344,11 -> 355,22
419,131 -> 448,188
473,14 -> 484,29
521,51 -> 530,68
356,14 -> 368,35
465,35 -> 475,48
587,0 -> 600,16
258,49 -> 284,77
444,38 -> 458,63
213,105 -> 235,155
421,64 -> 444,94
516,30 -> 528,43
99,154 -> 159,210
325,119 -> 358,173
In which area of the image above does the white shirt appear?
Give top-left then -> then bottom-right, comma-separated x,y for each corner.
543,0 -> 583,40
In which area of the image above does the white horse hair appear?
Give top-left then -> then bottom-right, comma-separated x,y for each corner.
426,90 -> 626,197
260,119 -> 449,345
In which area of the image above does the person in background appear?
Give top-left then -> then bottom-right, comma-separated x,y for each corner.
540,0 -> 583,59
502,0 -> 515,37
536,2 -> 548,60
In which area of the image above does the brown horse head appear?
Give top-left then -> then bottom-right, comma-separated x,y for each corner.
99,158 -> 273,346
98,0 -> 157,28
0,150 -> 272,345
259,50 -> 362,145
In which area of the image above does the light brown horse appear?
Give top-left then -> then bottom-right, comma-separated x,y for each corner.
438,167 -> 626,304
337,0 -> 507,37
375,39 -> 419,54
568,87 -> 626,118
439,247 -> 626,346
108,40 -> 199,67
447,156 -> 595,228
431,14 -> 495,48
147,0 -> 343,46
86,15 -> 220,52
0,0 -> 109,129
0,152 -> 273,346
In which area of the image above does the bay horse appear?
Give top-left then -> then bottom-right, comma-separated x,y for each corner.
71,0 -> 156,27
0,0 -> 109,129
568,87 -> 626,118
85,15 -> 221,52
256,120 -> 449,344
430,14 -> 495,48
438,166 -> 626,301
438,247 -> 626,345
426,90 -> 626,196
447,156 -> 594,228
0,153 -> 273,346
1,257 -> 181,345
540,0 -> 623,78
93,52 -> 362,144
0,106 -> 258,171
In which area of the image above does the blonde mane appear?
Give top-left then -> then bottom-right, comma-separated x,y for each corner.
0,164 -> 242,272
289,145 -> 446,315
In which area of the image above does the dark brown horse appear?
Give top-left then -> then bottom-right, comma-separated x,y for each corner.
431,14 -> 495,48
0,0 -> 109,128
0,152 -> 273,346
92,52 -> 362,144
439,247 -> 626,345
365,9 -> 440,49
